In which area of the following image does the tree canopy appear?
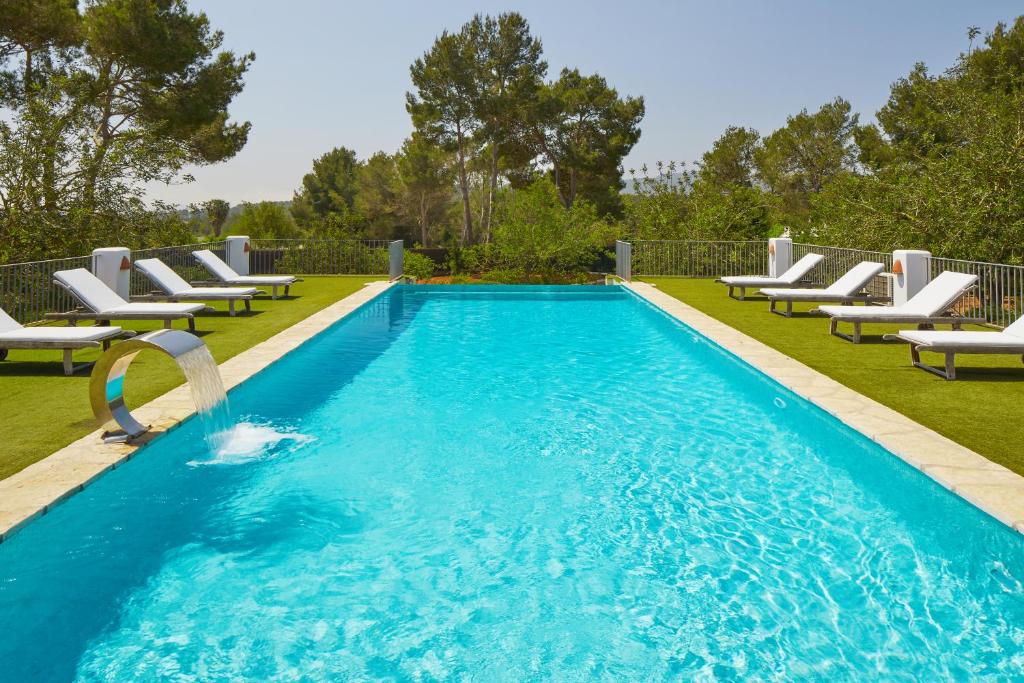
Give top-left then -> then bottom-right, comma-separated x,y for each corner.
0,0 -> 253,261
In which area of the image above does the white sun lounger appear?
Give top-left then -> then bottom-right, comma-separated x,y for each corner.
882,315 -> 1024,380
0,307 -> 134,375
192,249 -> 301,300
716,253 -> 824,299
760,261 -> 888,317
134,258 -> 261,316
49,269 -> 210,333
812,271 -> 984,343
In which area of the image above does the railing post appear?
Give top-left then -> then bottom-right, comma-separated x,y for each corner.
91,247 -> 131,300
892,249 -> 931,306
225,235 -> 250,275
615,240 -> 631,281
389,240 -> 404,280
768,237 -> 792,277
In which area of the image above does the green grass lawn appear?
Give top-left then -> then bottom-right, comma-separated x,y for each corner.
645,278 -> 1024,476
0,276 -> 378,480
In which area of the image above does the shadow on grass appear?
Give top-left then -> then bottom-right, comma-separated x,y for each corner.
924,365 -> 1024,383
829,335 -> 906,345
0,360 -> 94,378
197,309 -> 267,319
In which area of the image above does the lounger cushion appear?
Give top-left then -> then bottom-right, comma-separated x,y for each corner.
823,262 -> 885,295
107,302 -> 206,316
193,249 -> 238,282
54,268 -> 127,311
721,253 -> 824,287
720,275 -> 786,286
177,286 -> 259,297
896,330 -> 1024,350
194,249 -> 297,285
0,326 -> 124,343
0,307 -> 21,334
224,275 -> 295,285
818,271 -> 978,319
760,288 -> 840,300
901,272 -> 978,316
134,258 -> 193,295
817,305 -> 916,318
1003,315 -> 1024,338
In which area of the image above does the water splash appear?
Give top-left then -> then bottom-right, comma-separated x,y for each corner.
175,345 -> 231,450
189,422 -> 313,466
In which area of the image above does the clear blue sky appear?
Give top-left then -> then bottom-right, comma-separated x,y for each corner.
147,0 -> 1023,206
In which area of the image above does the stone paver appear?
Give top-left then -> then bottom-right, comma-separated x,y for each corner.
0,280 -> 394,542
626,281 -> 1024,533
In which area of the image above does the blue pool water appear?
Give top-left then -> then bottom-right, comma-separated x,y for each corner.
1,285 -> 1023,680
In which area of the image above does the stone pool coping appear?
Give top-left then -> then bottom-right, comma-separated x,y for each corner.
626,281 -> 1024,534
0,280 -> 394,543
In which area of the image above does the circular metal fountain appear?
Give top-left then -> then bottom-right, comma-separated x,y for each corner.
90,329 -> 211,442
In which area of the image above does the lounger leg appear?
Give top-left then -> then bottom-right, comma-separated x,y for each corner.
727,285 -> 734,298
738,286 -> 745,301
832,318 -> 859,343
188,317 -> 196,333
769,298 -> 776,314
786,300 -> 793,317
284,284 -> 290,297
244,299 -> 251,313
229,299 -> 236,317
271,286 -> 279,300
63,349 -> 73,376
951,321 -> 962,330
909,344 -> 955,380
163,318 -> 172,329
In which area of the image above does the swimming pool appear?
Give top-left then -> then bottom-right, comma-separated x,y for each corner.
1,285 -> 1022,680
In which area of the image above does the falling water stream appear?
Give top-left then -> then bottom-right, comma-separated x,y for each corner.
173,344 -> 310,463
174,345 -> 232,451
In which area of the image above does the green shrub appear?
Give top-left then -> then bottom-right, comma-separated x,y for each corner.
479,268 -> 526,284
490,179 -> 611,277
403,250 -> 437,280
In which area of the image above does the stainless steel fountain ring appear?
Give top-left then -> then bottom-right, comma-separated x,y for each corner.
89,329 -> 207,441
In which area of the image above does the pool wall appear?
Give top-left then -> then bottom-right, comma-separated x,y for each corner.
2,278 -> 1023,542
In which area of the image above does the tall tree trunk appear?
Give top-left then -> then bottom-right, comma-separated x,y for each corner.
455,127 -> 474,244
82,140 -> 110,215
23,47 -> 33,100
552,162 -> 570,209
483,142 -> 498,242
419,191 -> 428,246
